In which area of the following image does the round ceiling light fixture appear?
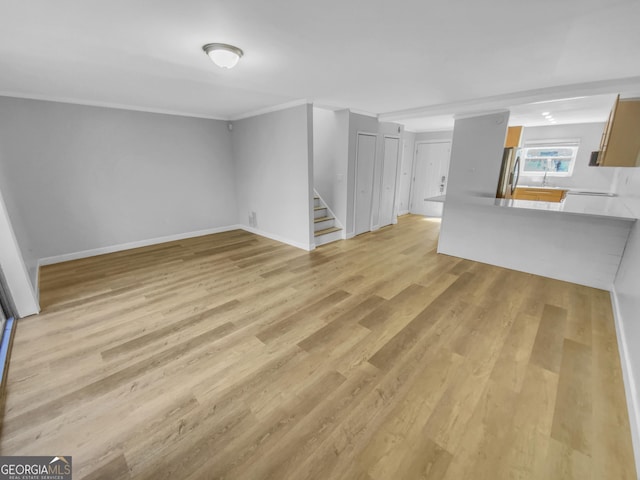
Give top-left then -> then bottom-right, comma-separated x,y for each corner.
202,43 -> 244,69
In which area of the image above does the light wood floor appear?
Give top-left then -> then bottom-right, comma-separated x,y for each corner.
0,215 -> 636,479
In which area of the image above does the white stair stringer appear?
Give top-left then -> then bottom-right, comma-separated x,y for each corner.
313,190 -> 344,247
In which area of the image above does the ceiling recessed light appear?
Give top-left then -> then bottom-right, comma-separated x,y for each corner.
532,97 -> 586,105
542,112 -> 550,116
202,43 -> 244,69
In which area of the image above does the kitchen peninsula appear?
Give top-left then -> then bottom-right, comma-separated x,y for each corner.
438,110 -> 635,290
495,193 -> 636,220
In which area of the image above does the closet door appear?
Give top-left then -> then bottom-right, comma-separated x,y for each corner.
354,133 -> 377,235
397,140 -> 414,215
378,136 -> 400,228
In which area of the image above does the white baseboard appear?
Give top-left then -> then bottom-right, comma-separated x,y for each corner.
38,225 -> 243,266
37,223 -> 312,271
398,210 -> 409,216
610,288 -> 640,477
240,226 -> 313,251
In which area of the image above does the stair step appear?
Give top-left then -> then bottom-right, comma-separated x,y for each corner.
314,226 -> 341,237
313,206 -> 327,218
314,216 -> 334,223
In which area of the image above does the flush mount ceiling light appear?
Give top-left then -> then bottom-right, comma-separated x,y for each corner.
202,43 -> 243,69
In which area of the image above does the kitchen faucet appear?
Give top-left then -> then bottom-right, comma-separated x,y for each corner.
542,170 -> 548,187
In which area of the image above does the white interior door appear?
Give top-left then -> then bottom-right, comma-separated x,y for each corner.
378,136 -> 400,228
354,133 -> 377,235
410,142 -> 451,217
397,140 -> 413,215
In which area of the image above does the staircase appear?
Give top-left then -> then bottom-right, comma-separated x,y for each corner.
313,193 -> 342,246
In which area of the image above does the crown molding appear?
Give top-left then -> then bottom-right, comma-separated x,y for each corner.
349,108 -> 378,118
453,109 -> 510,121
230,99 -> 309,121
0,92 -> 229,121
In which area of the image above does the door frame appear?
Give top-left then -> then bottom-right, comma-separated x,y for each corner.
409,140 -> 451,213
377,134 -> 401,228
0,268 -> 16,320
353,131 -> 378,236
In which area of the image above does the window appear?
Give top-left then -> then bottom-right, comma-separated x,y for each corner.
520,143 -> 579,177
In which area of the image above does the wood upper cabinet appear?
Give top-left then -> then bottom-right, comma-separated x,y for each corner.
513,187 -> 567,203
596,96 -> 640,167
505,126 -> 523,148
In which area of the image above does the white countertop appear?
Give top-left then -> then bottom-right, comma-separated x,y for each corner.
495,194 -> 637,221
516,185 -> 569,191
426,189 -> 637,221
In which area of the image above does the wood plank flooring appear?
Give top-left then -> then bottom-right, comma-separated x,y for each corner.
0,215 -> 636,479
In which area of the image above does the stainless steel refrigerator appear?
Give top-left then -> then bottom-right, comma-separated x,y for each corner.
496,147 -> 521,198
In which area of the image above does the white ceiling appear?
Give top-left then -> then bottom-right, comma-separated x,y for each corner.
509,94 -> 619,127
400,93 -> 627,132
1,0 -> 640,122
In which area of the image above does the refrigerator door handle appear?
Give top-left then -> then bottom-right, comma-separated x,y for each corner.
510,156 -> 521,195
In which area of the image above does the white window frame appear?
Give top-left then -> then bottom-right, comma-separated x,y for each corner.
520,139 -> 580,177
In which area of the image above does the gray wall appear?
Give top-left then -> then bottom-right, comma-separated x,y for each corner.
0,96 -> 237,287
334,111 -> 350,229
232,104 -> 313,250
0,185 -> 38,317
520,122 -> 614,191
0,162 -> 37,288
312,108 -> 349,229
415,130 -> 454,143
441,112 -> 508,202
313,107 -> 336,208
